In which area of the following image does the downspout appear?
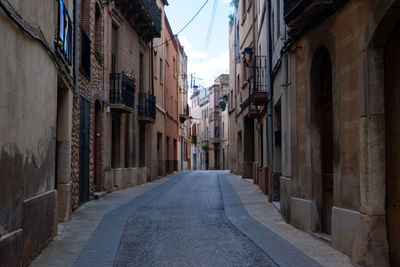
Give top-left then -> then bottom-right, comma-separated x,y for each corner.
266,0 -> 274,175
73,0 -> 79,99
234,16 -> 238,122
151,40 -> 155,95
250,0 -> 256,114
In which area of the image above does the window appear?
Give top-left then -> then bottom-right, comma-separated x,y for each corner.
81,27 -> 91,77
140,52 -> 145,91
57,0 -> 72,64
215,127 -> 219,137
242,0 -> 247,18
222,122 -> 224,137
230,90 -> 233,109
94,4 -> 102,54
111,23 -> 119,73
277,0 -> 281,39
173,57 -> 176,75
160,58 -> 163,83
271,11 -> 275,44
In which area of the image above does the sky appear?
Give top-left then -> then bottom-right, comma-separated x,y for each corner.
165,0 -> 233,89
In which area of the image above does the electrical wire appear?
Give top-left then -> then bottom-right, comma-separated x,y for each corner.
203,0 -> 218,51
154,0 -> 210,48
0,0 -> 72,86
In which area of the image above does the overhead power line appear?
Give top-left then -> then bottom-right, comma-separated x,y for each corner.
203,0 -> 218,51
155,0 -> 210,48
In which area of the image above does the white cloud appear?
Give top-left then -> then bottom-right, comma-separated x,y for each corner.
179,35 -> 208,60
178,35 -> 229,87
189,51 -> 229,87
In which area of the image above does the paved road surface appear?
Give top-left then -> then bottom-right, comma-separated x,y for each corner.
70,171 -> 320,267
114,171 -> 274,266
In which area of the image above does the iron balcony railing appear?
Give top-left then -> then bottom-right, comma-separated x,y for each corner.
109,73 -> 135,109
139,0 -> 161,34
138,92 -> 156,120
180,104 -> 189,116
284,0 -> 348,38
254,56 -> 268,92
115,0 -> 161,39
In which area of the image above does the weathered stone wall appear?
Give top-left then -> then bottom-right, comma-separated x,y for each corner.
71,0 -> 104,210
288,0 -> 400,264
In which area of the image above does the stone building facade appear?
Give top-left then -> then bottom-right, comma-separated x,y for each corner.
0,0 -> 187,264
102,0 -> 161,191
229,0 -> 260,179
228,0 -> 400,265
152,0 -> 169,180
70,0 -> 105,210
284,0 -> 400,265
177,39 -> 190,171
0,0 -> 74,265
208,74 -> 229,170
164,17 -> 179,174
190,84 -> 210,170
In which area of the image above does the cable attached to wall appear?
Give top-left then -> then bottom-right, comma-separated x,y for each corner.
0,0 -> 72,86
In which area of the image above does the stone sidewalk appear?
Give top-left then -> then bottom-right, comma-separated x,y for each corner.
225,173 -> 353,267
30,174 -> 177,267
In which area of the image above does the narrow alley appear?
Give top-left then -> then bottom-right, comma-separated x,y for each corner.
31,171 -> 350,267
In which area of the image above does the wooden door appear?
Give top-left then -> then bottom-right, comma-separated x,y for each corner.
320,96 -> 333,234
385,20 -> 400,266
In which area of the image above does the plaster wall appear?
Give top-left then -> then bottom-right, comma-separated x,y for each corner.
0,0 -> 73,263
164,17 -> 179,172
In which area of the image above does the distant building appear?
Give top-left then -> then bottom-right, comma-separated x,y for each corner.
177,39 -> 190,171
208,74 -> 229,170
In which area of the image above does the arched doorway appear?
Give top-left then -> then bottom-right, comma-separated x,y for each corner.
94,100 -> 102,192
385,19 -> 400,265
311,46 -> 333,234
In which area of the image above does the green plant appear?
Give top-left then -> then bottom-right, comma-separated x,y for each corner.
229,13 -> 234,27
190,135 -> 197,145
96,50 -> 104,64
230,0 -> 239,8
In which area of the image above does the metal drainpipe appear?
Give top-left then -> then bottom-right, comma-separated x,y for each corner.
234,16 -> 238,121
266,0 -> 274,175
73,0 -> 79,99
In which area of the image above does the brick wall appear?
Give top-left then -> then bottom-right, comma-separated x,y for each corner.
71,0 -> 104,210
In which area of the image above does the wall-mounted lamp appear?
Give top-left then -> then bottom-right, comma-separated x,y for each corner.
242,47 -> 253,67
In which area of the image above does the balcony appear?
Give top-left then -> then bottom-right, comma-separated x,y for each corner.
251,56 -> 268,106
248,108 -> 260,119
109,73 -> 135,112
284,0 -> 348,38
209,110 -> 220,123
138,92 -> 156,123
179,104 -> 189,123
201,140 -> 209,150
115,0 -> 161,42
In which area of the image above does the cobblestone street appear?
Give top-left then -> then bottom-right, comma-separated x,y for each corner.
31,171 -> 351,266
